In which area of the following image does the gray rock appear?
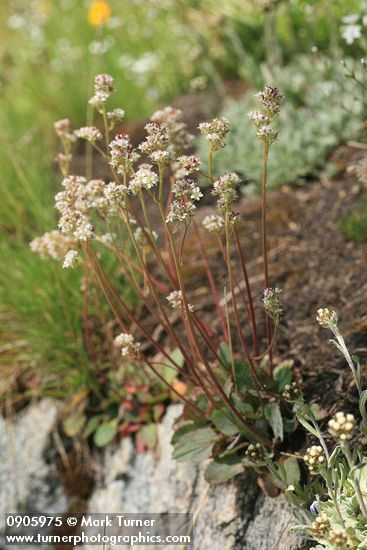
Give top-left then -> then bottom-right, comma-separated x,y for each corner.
0,399 -> 69,540
86,405 -> 306,550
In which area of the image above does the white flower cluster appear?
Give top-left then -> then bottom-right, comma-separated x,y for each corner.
167,290 -> 194,312
263,287 -> 283,321
109,133 -> 140,174
139,122 -> 172,165
114,333 -> 141,358
54,118 -> 76,145
328,527 -> 348,547
133,226 -> 158,245
256,124 -> 278,145
316,308 -> 338,328
311,512 -> 330,539
303,445 -> 325,473
56,176 -> 108,213
328,412 -> 355,441
104,181 -> 127,209
166,179 -> 203,223
74,126 -> 102,142
247,110 -> 269,127
175,155 -> 201,178
107,108 -> 125,128
248,86 -> 284,146
150,106 -> 194,155
199,117 -> 230,152
212,172 -> 240,214
202,214 -> 225,232
63,249 -> 80,269
129,164 -> 158,195
341,14 -> 366,44
55,176 -> 113,241
255,86 -> 284,118
89,73 -> 115,112
29,230 -> 76,260
96,232 -> 116,246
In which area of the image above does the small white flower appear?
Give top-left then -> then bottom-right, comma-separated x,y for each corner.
342,24 -> 362,44
73,220 -> 94,241
74,126 -> 102,142
107,108 -> 125,125
63,250 -> 80,269
342,14 -> 359,24
202,214 -> 225,232
199,117 -> 230,152
256,124 -> 278,145
114,333 -> 141,358
129,165 -> 158,195
247,110 -> 270,128
167,290 -> 194,312
190,186 -> 203,201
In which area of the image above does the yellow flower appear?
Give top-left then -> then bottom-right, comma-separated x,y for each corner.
87,0 -> 111,27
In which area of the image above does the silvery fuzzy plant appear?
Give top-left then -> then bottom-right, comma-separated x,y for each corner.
278,309 -> 367,550
30,74 -> 303,478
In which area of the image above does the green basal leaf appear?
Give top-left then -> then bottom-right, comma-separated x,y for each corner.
171,421 -> 206,445
172,426 -> 217,463
232,395 -> 259,419
83,414 -> 105,438
62,412 -> 87,437
264,402 -> 284,441
273,361 -> 293,392
204,459 -> 244,484
211,409 -> 239,436
93,419 -> 119,447
234,359 -> 254,390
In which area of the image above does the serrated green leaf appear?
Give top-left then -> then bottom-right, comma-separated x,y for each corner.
172,427 -> 217,463
265,402 -> 284,441
93,419 -> 118,447
204,460 -> 244,484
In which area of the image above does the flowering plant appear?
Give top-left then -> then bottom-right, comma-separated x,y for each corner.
30,75 -> 302,475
